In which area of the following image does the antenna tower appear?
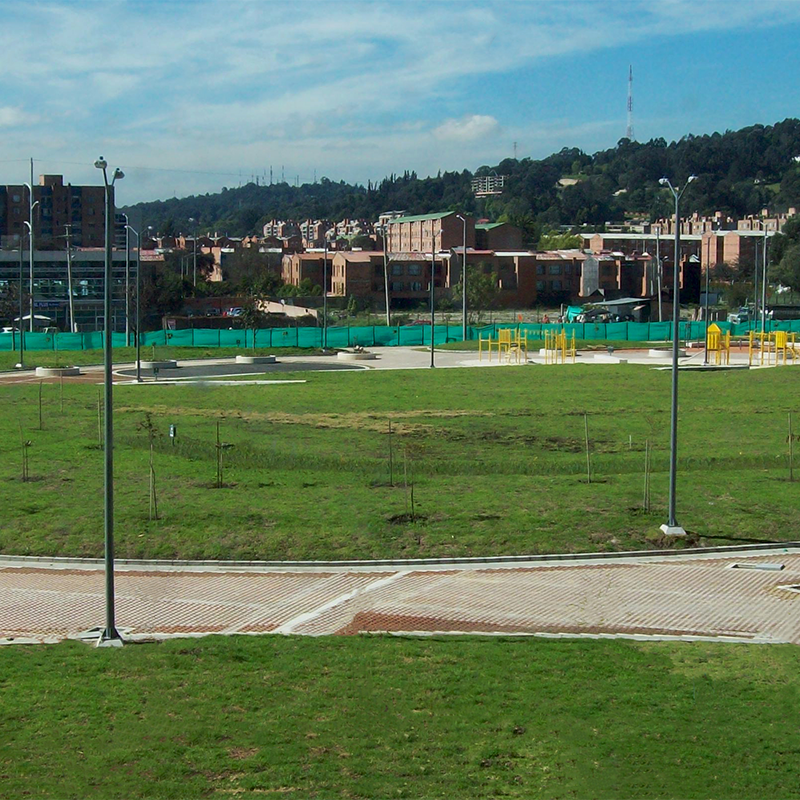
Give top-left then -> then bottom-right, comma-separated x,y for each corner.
626,65 -> 635,141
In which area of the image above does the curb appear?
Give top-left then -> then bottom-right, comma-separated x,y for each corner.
2,540 -> 799,571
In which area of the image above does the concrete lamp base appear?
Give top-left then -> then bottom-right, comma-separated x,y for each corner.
96,637 -> 124,648
660,523 -> 687,537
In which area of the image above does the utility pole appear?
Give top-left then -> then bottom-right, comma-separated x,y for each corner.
65,224 -> 76,333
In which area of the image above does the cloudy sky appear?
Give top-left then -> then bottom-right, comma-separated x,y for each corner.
2,0 -> 800,203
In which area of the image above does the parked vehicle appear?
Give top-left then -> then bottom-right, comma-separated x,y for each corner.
224,307 -> 244,317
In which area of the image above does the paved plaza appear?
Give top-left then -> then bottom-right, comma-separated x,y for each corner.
2,549 -> 799,645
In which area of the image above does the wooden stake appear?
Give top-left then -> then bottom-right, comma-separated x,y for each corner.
149,429 -> 159,520
643,439 -> 651,511
584,412 -> 591,484
403,447 -> 409,516
216,420 -> 222,488
790,412 -> 794,483
38,381 -> 43,430
388,420 -> 394,486
97,387 -> 102,446
409,452 -> 415,522
59,373 -> 64,414
19,421 -> 28,482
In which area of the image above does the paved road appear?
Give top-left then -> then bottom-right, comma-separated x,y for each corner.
2,548 -> 799,645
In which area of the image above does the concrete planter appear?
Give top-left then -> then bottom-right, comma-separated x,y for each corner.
648,348 -> 687,358
592,354 -> 628,364
337,351 -> 378,361
235,355 -> 277,364
141,360 -> 178,370
34,366 -> 81,377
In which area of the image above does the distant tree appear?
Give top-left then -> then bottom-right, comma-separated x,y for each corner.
452,264 -> 500,323
537,232 -> 582,250
0,280 -> 21,327
774,244 -> 800,293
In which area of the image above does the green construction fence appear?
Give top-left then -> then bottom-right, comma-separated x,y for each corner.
2,320 -> 800,352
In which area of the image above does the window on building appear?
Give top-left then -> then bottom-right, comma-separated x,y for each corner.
548,264 -> 562,275
391,281 -> 404,291
408,264 -> 421,275
12,194 -> 21,203
565,264 -> 572,275
536,281 -> 545,291
536,264 -> 544,275
552,280 -> 562,290
409,281 -> 422,292
392,264 -> 403,276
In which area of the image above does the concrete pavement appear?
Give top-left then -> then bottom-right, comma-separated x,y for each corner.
2,547 -> 799,645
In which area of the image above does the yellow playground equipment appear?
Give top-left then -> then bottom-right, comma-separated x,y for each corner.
478,327 -> 529,364
705,323 -> 731,365
749,329 -> 799,366
542,329 -> 576,364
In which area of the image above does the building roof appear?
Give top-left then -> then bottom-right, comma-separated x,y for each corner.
584,232 -> 702,241
388,211 -> 453,225
475,222 -> 504,230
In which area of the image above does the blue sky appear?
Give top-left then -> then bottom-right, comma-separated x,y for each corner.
1,0 -> 799,203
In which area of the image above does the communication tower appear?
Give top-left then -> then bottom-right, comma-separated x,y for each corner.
626,65 -> 635,141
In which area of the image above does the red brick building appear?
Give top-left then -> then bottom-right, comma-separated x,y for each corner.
0,174 -> 106,249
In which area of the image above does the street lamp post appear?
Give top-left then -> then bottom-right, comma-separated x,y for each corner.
95,156 -> 124,647
23,184 -> 38,332
658,175 -> 696,537
126,224 -> 142,382
380,224 -> 391,326
189,217 -> 198,287
703,235 -> 711,365
655,226 -> 663,322
17,236 -> 24,368
456,214 -> 468,341
323,239 -> 329,349
430,229 -> 442,368
760,222 -> 769,333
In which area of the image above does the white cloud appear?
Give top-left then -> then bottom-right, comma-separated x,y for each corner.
434,115 -> 500,142
0,1 -> 798,200
0,106 -> 39,129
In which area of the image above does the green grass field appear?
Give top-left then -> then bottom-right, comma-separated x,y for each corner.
0,363 -> 797,561
2,635 -> 799,799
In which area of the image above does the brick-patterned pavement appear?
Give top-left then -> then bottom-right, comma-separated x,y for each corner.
2,551 -> 799,644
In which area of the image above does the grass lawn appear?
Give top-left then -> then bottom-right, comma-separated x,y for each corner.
0,346 -> 329,372
0,363 -> 798,560
1,635 -> 799,799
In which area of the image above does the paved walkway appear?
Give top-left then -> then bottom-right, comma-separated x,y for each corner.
3,548 -> 799,645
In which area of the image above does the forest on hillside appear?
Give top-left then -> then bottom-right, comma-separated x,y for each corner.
125,119 -> 800,242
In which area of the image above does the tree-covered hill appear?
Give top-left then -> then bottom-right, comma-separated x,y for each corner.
125,118 -> 800,239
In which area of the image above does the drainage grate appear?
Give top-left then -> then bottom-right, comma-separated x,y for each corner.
727,563 -> 785,571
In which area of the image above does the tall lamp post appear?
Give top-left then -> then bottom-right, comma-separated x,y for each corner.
759,221 -> 769,333
125,223 -> 142,382
380,224 -> 391,326
430,229 -> 442,368
95,156 -> 125,647
658,175 -> 696,537
323,238 -> 329,349
189,217 -> 198,287
17,236 -> 24,368
456,214 -> 468,341
703,234 -> 712,365
23,184 -> 39,332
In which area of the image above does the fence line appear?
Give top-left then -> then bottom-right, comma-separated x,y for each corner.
1,320 -> 799,352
